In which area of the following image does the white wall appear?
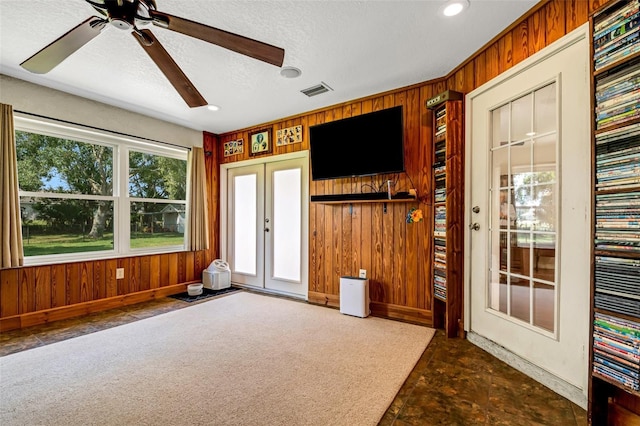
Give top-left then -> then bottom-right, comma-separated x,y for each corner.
0,74 -> 202,148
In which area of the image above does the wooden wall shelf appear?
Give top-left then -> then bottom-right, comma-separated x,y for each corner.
311,197 -> 417,205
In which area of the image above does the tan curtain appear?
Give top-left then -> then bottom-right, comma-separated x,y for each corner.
0,104 -> 24,268
189,146 -> 210,251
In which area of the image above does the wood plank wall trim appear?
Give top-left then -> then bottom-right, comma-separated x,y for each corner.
0,251 -> 210,321
0,282 -> 194,332
370,301 -> 433,326
308,292 -> 433,326
308,291 -> 340,308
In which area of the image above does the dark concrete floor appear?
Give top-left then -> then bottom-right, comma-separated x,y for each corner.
0,291 -> 587,425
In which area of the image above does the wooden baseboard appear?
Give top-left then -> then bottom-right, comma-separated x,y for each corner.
370,301 -> 433,326
308,291 -> 433,326
4,287 -> 436,332
308,291 -> 340,308
0,282 -> 196,332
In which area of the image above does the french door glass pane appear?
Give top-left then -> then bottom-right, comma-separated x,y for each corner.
272,168 -> 301,281
488,82 -> 557,333
510,276 -> 530,323
492,104 -> 510,147
534,283 -> 555,332
511,93 -> 533,141
234,174 -> 257,275
534,83 -> 556,134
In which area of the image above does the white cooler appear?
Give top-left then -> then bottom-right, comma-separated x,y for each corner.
203,259 -> 231,290
339,276 -> 370,318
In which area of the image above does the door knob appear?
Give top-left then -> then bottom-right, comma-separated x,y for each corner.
472,206 -> 480,213
265,228 -> 270,232
469,223 -> 480,231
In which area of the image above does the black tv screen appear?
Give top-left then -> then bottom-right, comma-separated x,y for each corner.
309,106 -> 404,180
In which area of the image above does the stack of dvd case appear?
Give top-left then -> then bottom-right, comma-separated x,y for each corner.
433,104 -> 448,301
595,255 -> 640,317
591,0 -> 640,415
434,240 -> 446,300
595,61 -> 640,130
595,191 -> 640,252
595,124 -> 640,191
434,205 -> 446,238
435,108 -> 446,141
594,0 -> 640,72
593,312 -> 640,391
595,124 -> 640,253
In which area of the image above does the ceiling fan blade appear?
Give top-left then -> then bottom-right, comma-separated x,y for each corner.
21,17 -> 107,74
150,10 -> 284,67
132,29 -> 207,108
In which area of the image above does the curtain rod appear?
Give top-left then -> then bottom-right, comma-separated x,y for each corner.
14,110 -> 192,151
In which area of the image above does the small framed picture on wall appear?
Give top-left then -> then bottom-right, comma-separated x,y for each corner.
249,128 -> 272,156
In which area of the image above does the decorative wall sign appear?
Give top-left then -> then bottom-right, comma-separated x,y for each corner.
249,128 -> 272,156
276,125 -> 303,146
223,139 -> 244,157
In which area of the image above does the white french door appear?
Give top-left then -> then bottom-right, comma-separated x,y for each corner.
465,25 -> 590,405
224,154 -> 308,299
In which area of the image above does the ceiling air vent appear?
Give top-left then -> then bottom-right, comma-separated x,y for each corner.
301,82 -> 333,97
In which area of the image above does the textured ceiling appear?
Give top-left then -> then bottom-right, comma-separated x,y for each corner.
0,0 -> 537,134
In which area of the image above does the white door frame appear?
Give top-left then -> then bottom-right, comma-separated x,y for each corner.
220,151 -> 309,300
463,23 -> 590,408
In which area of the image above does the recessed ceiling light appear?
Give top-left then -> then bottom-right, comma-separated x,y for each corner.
280,66 -> 302,78
440,0 -> 469,17
207,105 -> 220,111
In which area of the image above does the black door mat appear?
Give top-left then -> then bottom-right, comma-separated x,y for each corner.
169,287 -> 240,303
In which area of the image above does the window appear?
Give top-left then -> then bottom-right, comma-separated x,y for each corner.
129,151 -> 187,250
15,117 -> 189,264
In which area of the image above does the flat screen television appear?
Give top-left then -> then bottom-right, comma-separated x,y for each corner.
309,106 -> 404,180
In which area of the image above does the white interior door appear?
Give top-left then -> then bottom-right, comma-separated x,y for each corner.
226,155 -> 308,299
228,164 -> 265,288
466,25 -> 590,402
264,159 -> 309,296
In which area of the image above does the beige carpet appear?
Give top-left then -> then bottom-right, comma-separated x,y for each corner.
0,292 -> 434,426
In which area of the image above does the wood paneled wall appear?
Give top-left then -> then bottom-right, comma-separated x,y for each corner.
0,0 -> 605,330
214,0 -> 602,324
0,251 -> 208,330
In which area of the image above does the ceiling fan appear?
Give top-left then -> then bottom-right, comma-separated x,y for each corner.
20,0 -> 285,108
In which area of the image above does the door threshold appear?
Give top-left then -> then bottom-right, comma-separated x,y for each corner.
232,283 -> 307,302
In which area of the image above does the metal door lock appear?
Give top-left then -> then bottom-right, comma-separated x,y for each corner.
469,223 -> 480,231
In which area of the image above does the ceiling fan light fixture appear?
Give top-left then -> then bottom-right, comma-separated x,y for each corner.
25,0 -> 287,108
207,105 -> 220,111
440,0 -> 469,17
280,66 -> 302,78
